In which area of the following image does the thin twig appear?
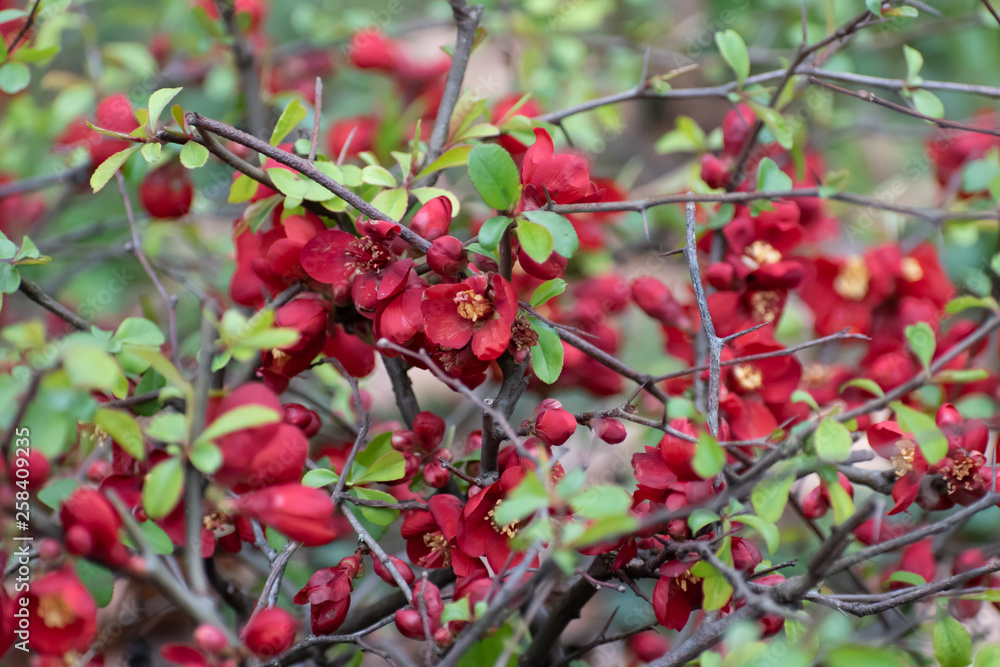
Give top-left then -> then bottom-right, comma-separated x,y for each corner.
17,279 -> 91,331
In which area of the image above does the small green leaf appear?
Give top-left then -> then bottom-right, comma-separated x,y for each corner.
142,456 -> 184,520
494,472 -> 548,526
91,145 -> 141,193
887,570 -> 927,587
370,187 -> 407,221
517,218 -> 554,262
270,99 -> 308,146
529,321 -> 564,384
945,295 -> 999,314
752,469 -> 794,523
569,485 -> 631,519
692,432 -> 725,478
147,87 -> 182,128
819,466 -> 856,524
113,317 -> 165,347
189,441 -> 222,474
478,215 -> 512,252
415,144 -> 472,180
0,61 -> 30,93
688,508 -> 720,534
976,645 -> 1000,667
95,408 -> 145,461
757,157 -> 793,192
361,165 -> 397,188
522,210 -> 578,258
196,405 -> 282,445
738,514 -> 779,553
715,30 -> 750,88
935,369 -> 990,384
139,520 -> 175,555
0,264 -> 20,294
839,378 -> 885,397
441,599 -> 472,625
303,468 -> 339,488
145,413 -> 187,444
229,173 -> 257,203
814,418 -> 853,462
467,144 -> 521,210
934,607 -> 972,667
573,515 -> 638,547
530,279 -> 566,307
701,563 -> 733,611
140,142 -> 162,163
75,559 -> 115,607
905,321 -> 935,372
352,487 -> 400,526
911,89 -> 944,118
902,46 -> 923,85
179,141 -> 209,169
791,389 -> 820,412
351,450 -> 407,485
892,401 -> 947,464
38,478 -> 79,510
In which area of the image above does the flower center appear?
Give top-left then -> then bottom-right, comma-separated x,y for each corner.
348,236 -> 392,274
742,240 -> 782,269
38,595 -> 74,628
485,503 -> 519,538
421,532 -> 451,567
901,257 -> 923,282
454,290 -> 493,322
675,570 -> 700,592
803,363 -> 828,388
749,290 -> 781,322
733,363 -> 763,391
833,255 -> 870,301
890,440 -> 915,477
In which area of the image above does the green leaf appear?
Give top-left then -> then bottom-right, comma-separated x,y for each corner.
229,173 -> 257,203
441,599 -> 472,625
701,563 -> 733,611
467,144 -> 521,210
371,187 -> 408,221
530,279 -> 567,308
739,514 -> 779,553
791,389 -> 820,412
529,321 -> 564,384
934,608 -> 972,667
751,469 -> 794,522
91,145 -> 141,193
945,295 -> 999,314
37,478 -> 79,510
196,405 -> 281,445
415,144 -> 472,180
517,218 -> 554,262
839,378 -> 885,397
655,115 -> 707,154
142,456 -> 184,520
494,473 -> 548,526
270,99 -> 308,146
866,0 -> 882,13
94,408 -> 145,461
352,487 -> 400,526
819,466 -> 855,524
113,317 -> 165,347
903,46 -> 923,84
688,508 -> 721,534
692,432 -> 725,478
573,515 -> 638,547
814,418 -> 853,462
127,348 -> 191,395
140,142 -> 162,163
886,570 -> 927,587
976,645 -> 1000,667
935,369 -> 990,384
905,321 -> 935,372
757,157 -> 793,192
522,210 -> 579,258
147,87 -> 182,128
361,165 -> 397,188
0,264 -> 20,294
189,441 -> 222,474
303,468 -> 339,488
75,559 -> 115,607
179,141 -> 209,169
139,520 -> 175,555
145,412 -> 186,443
715,30 -> 750,88
0,61 -> 30,93
351,449 -> 407,485
569,485 -> 631,519
911,89 -> 944,118
891,401 -> 947,464
478,215 -> 512,252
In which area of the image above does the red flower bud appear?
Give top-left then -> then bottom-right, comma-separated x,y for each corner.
194,624 -> 229,654
593,417 -> 626,444
722,104 -> 757,157
413,411 -> 446,451
371,554 -> 416,588
427,236 -> 468,276
631,277 -> 690,328
423,462 -> 450,488
348,30 -> 400,72
392,430 -> 419,453
410,196 -> 453,241
434,626 -> 455,647
242,607 -> 297,658
517,247 -> 567,280
700,153 -> 730,189
534,408 -> 577,446
282,403 -> 321,437
394,609 -> 426,639
60,488 -> 130,568
236,484 -> 338,546
630,631 -> 670,662
139,161 -> 194,219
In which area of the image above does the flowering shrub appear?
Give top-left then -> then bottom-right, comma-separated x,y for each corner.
2,1 -> 1000,666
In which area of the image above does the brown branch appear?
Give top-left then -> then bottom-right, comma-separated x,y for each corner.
4,0 -> 40,53
16,279 -> 91,331
259,614 -> 398,667
983,0 -> 1000,27
215,0 -> 267,138
382,354 -> 420,428
683,200 -> 722,435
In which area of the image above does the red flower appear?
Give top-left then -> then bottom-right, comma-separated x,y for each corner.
401,494 -> 486,577
714,204 -> 806,291
242,607 -> 297,659
723,339 -> 803,404
236,484 -> 338,546
410,196 -> 453,241
631,277 -> 692,329
327,115 -> 378,159
60,487 -> 130,568
23,566 -> 97,656
867,420 -> 927,515
300,221 -> 413,314
653,560 -> 703,631
885,538 -> 936,591
518,128 -> 603,211
139,161 -> 193,219
722,104 -> 756,157
89,94 -> 139,167
427,236 -> 469,276
534,407 -> 577,446
456,466 -> 529,572
800,245 -> 900,335
294,556 -> 360,634
422,273 -> 518,361
348,30 -> 401,73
